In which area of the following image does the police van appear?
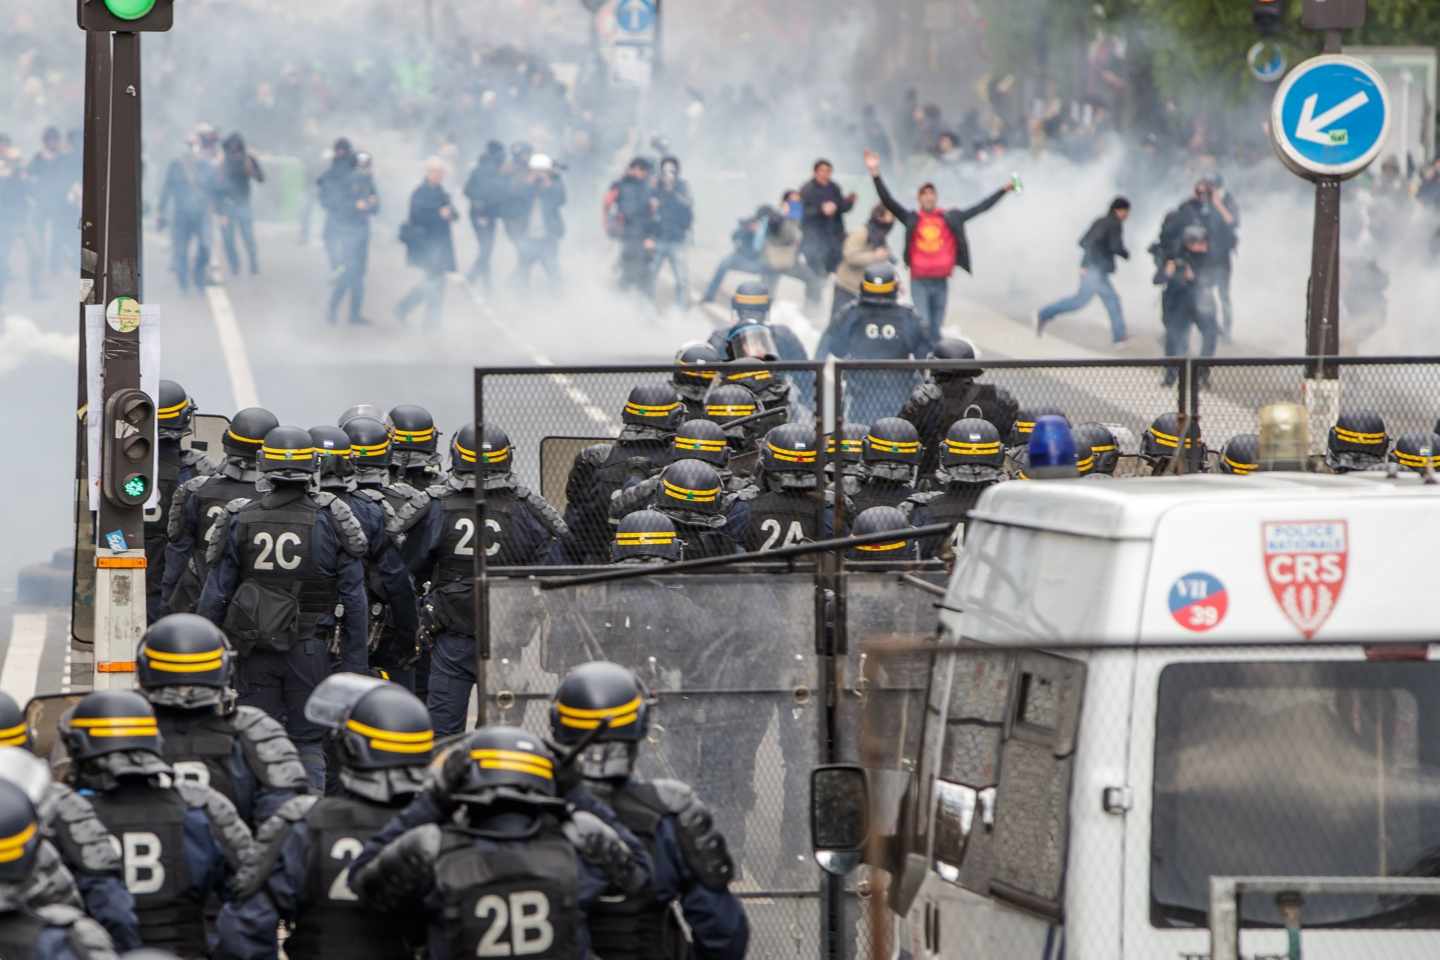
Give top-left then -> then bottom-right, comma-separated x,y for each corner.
814,472 -> 1440,960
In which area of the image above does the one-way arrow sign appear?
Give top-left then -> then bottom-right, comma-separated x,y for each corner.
1295,90 -> 1369,145
1272,54 -> 1390,180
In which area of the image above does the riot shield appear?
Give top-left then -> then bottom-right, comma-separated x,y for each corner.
485,571 -> 822,956
539,436 -> 609,513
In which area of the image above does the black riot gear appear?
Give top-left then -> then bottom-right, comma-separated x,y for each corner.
703,384 -> 759,429
1141,412 -> 1205,465
673,342 -> 721,415
864,417 -> 922,466
156,380 -> 195,440
386,404 -> 440,473
723,324 -> 779,362
137,613 -> 233,707
341,416 -> 393,483
747,423 -> 833,550
452,423 -> 513,475
259,426 -> 320,483
0,781 -> 40,888
731,281 -> 771,321
454,726 -> 559,805
929,337 -> 980,376
1389,432 -> 1440,473
550,662 -> 649,781
60,691 -> 163,764
611,510 -> 682,563
846,506 -> 917,561
1009,406 -> 1067,449
859,261 -> 900,304
1220,434 -> 1260,475
623,385 -> 685,434
0,692 -> 23,749
854,421 -> 921,516
1326,410 -> 1388,472
656,459 -> 724,518
224,407 -> 280,462
309,426 -> 354,486
672,419 -> 730,468
938,418 -> 1005,483
761,423 -> 819,478
900,340 -> 1018,474
826,423 -> 867,465
1073,422 -> 1120,475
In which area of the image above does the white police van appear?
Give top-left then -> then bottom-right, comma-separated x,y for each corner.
814,471 -> 1440,960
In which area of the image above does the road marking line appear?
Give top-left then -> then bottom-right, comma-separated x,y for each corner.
3,613 -> 47,705
204,285 -> 260,410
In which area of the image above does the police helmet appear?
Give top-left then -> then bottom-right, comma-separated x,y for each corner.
673,342 -> 721,397
826,423 -> 868,465
550,661 -> 649,782
1009,406 -> 1067,448
454,725 -> 558,804
1220,434 -> 1261,475
137,614 -> 234,710
309,425 -> 354,482
342,416 -> 392,469
1389,432 -> 1440,473
622,384 -> 685,433
864,417 -> 923,466
306,674 -> 434,772
761,423 -> 819,474
475,424 -> 513,474
673,419 -> 730,468
258,425 -> 319,481
611,509 -> 682,563
0,692 -> 24,749
60,691 -> 163,764
0,781 -> 41,888
657,459 -> 724,516
860,262 -> 900,304
1326,410 -> 1388,472
223,406 -> 279,461
721,359 -> 778,397
731,281 -> 772,322
1074,438 -> 1096,476
939,418 -> 1005,482
847,506 -> 917,561
337,402 -> 385,430
1141,412 -> 1204,461
929,338 -> 981,380
1073,423 -> 1120,475
703,384 -> 759,425
156,380 -> 195,440
386,404 -> 440,467
725,323 -> 779,363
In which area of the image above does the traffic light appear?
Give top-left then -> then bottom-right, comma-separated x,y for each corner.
1302,0 -> 1367,30
102,388 -> 155,508
1253,0 -> 1287,34
77,0 -> 173,32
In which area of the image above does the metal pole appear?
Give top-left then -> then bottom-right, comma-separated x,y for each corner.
1305,178 -> 1341,379
473,369 -> 487,726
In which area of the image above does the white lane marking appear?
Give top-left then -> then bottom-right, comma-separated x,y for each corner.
204,285 -> 260,410
3,613 -> 47,705
461,280 -> 621,435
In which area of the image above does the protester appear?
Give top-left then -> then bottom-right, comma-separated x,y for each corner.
651,155 -> 694,310
798,158 -> 855,275
217,132 -> 264,277
1035,196 -> 1131,344
461,140 -> 508,291
395,156 -> 457,329
833,203 -> 895,323
510,152 -> 566,290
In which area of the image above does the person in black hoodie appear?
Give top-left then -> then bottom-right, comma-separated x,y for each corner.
604,156 -> 659,296
461,141 -> 507,291
798,158 -> 855,275
395,157 -> 457,329
218,132 -> 265,276
510,153 -> 566,290
1035,196 -> 1131,343
316,137 -> 357,269
651,155 -> 694,309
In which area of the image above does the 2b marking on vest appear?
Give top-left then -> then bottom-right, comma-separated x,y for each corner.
475,890 -> 555,957
327,836 -> 364,902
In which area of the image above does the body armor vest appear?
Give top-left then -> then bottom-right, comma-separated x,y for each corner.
285,796 -> 409,959
434,821 -> 580,960
0,910 -> 46,957
228,493 -> 337,651
146,446 -> 186,556
589,783 -> 687,960
744,490 -> 821,552
90,783 -> 203,956
155,710 -> 239,809
851,480 -> 915,517
920,381 -> 1005,474
592,444 -> 669,513
170,473 -> 255,614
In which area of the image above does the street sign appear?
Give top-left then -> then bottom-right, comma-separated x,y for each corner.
615,0 -> 655,33
1271,54 -> 1390,180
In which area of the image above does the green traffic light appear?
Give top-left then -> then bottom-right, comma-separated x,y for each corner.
123,475 -> 149,499
103,0 -> 158,21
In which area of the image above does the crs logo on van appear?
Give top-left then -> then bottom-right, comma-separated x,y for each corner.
1262,520 -> 1348,639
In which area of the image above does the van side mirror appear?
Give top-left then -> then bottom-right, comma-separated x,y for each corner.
811,763 -> 869,876
25,693 -> 85,775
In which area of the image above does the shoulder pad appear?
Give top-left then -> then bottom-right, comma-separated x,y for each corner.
514,485 -> 571,538
165,479 -> 203,539
731,485 -> 759,503
63,912 -> 118,960
203,507 -> 242,565
225,496 -> 251,514
900,491 -> 940,520
580,443 -> 612,466
652,780 -> 734,891
42,783 -> 120,875
424,482 -> 451,499
647,778 -> 696,815
179,473 -> 212,495
353,487 -> 385,503
233,705 -> 311,791
325,496 -> 370,558
176,783 -> 258,879
390,484 -> 432,534
562,810 -> 635,889
914,380 -> 943,405
25,840 -> 84,911
237,794 -> 319,898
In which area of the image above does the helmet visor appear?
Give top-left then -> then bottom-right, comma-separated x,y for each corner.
727,325 -> 779,362
304,673 -> 388,732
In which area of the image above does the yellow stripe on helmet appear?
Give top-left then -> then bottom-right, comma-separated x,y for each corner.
1148,427 -> 1194,449
827,438 -> 863,452
88,726 -> 160,738
1088,443 -> 1117,453
71,716 -> 157,728
733,293 -> 770,306
855,540 -> 908,552
767,443 -> 816,463
943,439 -> 1003,456
392,427 -> 436,443
350,439 -> 391,457
866,436 -> 921,453
1393,450 -> 1439,468
705,404 -> 756,418
346,719 -> 434,743
226,429 -> 264,446
0,823 -> 35,862
260,446 -> 316,461
861,278 -> 898,294
555,695 -> 643,730
624,402 -> 683,418
1013,420 -> 1036,435
615,531 -> 678,545
726,369 -> 773,382
156,399 -> 190,420
675,437 -> 728,452
144,647 -> 224,663
662,480 -> 719,503
470,748 -> 555,779
0,723 -> 25,747
677,367 -> 718,381
315,446 -> 351,458
1223,457 -> 1258,475
1333,427 -> 1385,445
1076,455 -> 1095,475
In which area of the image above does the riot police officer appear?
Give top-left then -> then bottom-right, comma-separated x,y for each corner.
197,425 -> 370,787
703,383 -> 768,454
1007,405 -> 1067,454
0,778 -> 118,960
647,459 -> 746,560
548,662 -> 749,960
1219,434 -> 1260,475
1325,410 -> 1389,473
163,406 -> 278,615
0,713 -> 140,950
353,726 -> 650,959
825,423 -> 869,500
403,425 -> 567,736
706,357 -> 793,417
1073,422 -> 1121,476
845,505 -> 919,562
609,419 -> 753,524
743,423 -> 839,551
610,510 -> 682,564
851,417 -> 922,516
564,385 -> 685,564
1140,412 -> 1206,475
705,282 -> 808,362
672,342 -> 722,421
899,338 -> 1019,475
311,425 -> 420,674
1389,432 -> 1440,473
217,674 -> 434,959
136,614 -> 307,829
902,418 -> 1005,558
818,262 -> 932,424
147,380 -> 211,623
342,414 -> 432,688
58,691 -> 255,958
386,404 -> 443,487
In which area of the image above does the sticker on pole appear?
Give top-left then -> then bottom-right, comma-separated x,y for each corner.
1263,520 -> 1348,639
1271,54 -> 1390,181
1169,572 -> 1228,633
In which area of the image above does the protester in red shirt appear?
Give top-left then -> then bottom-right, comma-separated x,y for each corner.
865,149 -> 1013,341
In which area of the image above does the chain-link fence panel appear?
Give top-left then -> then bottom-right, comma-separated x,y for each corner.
484,572 -> 824,958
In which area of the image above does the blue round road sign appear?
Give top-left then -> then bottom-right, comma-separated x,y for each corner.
1272,54 -> 1390,181
615,0 -> 656,33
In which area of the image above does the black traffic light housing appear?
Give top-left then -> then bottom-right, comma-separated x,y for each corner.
1302,0 -> 1367,30
77,0 -> 173,32
1253,0 -> 1287,34
102,388 -> 156,508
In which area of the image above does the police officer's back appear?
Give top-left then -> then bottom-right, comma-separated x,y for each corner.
824,423 -> 869,501
901,418 -> 1006,558
59,692 -> 255,958
672,342 -> 722,422
549,663 -> 748,960
197,425 -> 370,788
162,406 -> 278,615
899,338 -> 1019,475
851,418 -> 922,518
354,726 -> 649,959
218,675 -> 435,959
705,282 -> 808,363
386,404 -> 444,489
743,423 -> 839,550
137,614 -> 307,829
818,262 -> 932,425
147,380 -> 211,623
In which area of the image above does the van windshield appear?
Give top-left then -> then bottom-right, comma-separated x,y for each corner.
1152,660 -> 1440,929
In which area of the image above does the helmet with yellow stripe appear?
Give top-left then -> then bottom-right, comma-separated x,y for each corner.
761,423 -> 818,476
672,419 -> 731,468
157,379 -> 195,441
860,262 -> 900,305
0,692 -> 25,750
455,726 -> 558,803
673,342 -> 722,402
1219,434 -> 1261,476
550,662 -> 649,780
731,281 -> 772,322
1073,422 -> 1120,476
60,690 -> 164,764
138,614 -> 235,711
611,509 -> 682,563
1141,411 -> 1205,464
825,423 -> 868,467
258,425 -> 319,482
309,425 -> 355,487
846,506 -> 918,561
702,383 -> 759,428
387,404 -> 442,471
1388,432 -> 1440,474
863,417 -> 923,466
223,406 -> 279,462
622,384 -> 685,434
452,423 -> 513,475
1326,410 -> 1388,472
342,416 -> 393,473
1008,406 -> 1066,449
305,674 -> 434,801
938,418 -> 1005,483
0,780 -> 41,887
656,459 -> 724,517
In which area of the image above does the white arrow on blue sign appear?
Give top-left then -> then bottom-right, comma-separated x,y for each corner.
615,0 -> 656,34
1271,54 -> 1390,181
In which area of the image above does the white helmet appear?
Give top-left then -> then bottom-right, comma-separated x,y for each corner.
529,153 -> 555,173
